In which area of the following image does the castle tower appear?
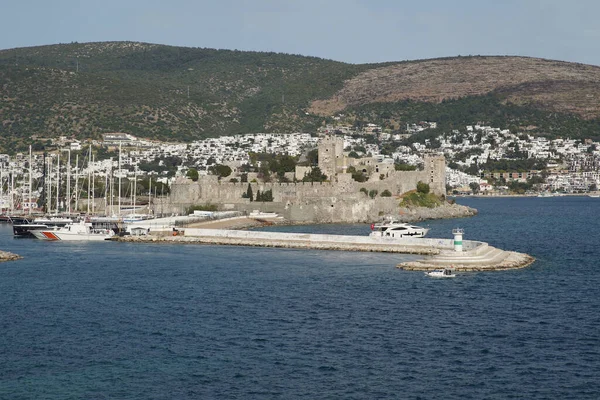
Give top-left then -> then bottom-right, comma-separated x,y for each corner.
423,153 -> 446,195
318,135 -> 344,181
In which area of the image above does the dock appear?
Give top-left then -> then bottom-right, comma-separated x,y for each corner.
118,228 -> 534,271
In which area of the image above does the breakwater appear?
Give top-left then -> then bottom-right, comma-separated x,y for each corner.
118,229 -> 534,270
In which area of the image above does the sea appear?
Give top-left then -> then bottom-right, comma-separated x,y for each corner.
0,196 -> 599,399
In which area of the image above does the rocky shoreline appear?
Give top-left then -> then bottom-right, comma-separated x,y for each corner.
393,202 -> 478,223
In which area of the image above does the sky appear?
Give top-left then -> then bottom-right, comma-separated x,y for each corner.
2,0 -> 600,66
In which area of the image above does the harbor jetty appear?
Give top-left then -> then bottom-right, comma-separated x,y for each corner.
118,226 -> 534,271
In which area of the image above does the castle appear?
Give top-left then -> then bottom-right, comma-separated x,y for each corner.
169,135 -> 446,223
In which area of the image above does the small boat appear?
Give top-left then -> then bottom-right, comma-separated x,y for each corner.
425,268 -> 456,278
249,210 -> 279,218
31,220 -> 115,241
369,217 -> 428,238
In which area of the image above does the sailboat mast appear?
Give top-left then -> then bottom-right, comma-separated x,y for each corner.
47,157 -> 52,214
74,154 -> 79,213
118,142 -> 122,216
56,152 -> 60,215
104,171 -> 108,214
91,150 -> 95,215
87,145 -> 91,215
133,166 -> 137,216
28,145 -> 32,215
10,166 -> 14,214
67,150 -> 71,215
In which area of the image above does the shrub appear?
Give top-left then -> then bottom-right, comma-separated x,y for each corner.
186,168 -> 199,182
400,192 -> 443,208
186,203 -> 218,214
416,181 -> 430,194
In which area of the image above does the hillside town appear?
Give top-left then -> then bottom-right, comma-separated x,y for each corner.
1,121 -> 600,212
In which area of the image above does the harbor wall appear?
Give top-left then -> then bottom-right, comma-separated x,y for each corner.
131,228 -> 484,254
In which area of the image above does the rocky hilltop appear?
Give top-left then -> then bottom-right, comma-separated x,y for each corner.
309,56 -> 600,119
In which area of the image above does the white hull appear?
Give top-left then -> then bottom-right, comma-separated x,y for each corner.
369,219 -> 429,239
31,221 -> 115,241
425,269 -> 456,278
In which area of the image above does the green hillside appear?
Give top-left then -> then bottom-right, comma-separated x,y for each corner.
1,42 -> 600,154
0,42 -> 370,151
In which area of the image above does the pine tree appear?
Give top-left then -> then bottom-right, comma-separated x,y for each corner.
246,183 -> 253,201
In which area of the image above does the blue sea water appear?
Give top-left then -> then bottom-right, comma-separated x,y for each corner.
0,196 -> 599,399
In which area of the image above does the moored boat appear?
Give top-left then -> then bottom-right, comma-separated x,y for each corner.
369,218 -> 429,238
12,216 -> 74,238
31,220 -> 115,241
425,268 -> 456,278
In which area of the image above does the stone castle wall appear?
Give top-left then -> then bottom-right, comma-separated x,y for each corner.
168,137 -> 446,222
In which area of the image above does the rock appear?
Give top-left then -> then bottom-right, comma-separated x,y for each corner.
396,203 -> 477,222
0,250 -> 22,262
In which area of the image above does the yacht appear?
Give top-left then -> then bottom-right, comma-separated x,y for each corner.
369,218 -> 429,238
31,220 -> 115,241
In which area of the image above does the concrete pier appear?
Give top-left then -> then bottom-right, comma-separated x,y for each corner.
118,228 -> 534,271
397,242 -> 535,271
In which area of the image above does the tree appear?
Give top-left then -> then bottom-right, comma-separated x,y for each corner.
306,149 -> 319,166
256,189 -> 273,202
303,166 -> 327,182
380,189 -> 392,197
469,182 -> 480,194
209,164 -> 232,178
352,171 -> 367,182
416,181 -> 430,194
242,183 -> 253,201
394,163 -> 416,171
369,189 -> 378,199
186,168 -> 199,182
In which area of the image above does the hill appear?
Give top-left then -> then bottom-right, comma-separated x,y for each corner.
1,42 -> 600,153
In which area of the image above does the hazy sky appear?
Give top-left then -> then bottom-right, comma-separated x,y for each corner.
2,0 -> 599,66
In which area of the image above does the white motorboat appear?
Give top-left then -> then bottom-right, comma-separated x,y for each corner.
31,220 -> 115,241
425,268 -> 456,278
369,218 -> 429,238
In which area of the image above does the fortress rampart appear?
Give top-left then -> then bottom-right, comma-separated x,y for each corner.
168,136 -> 447,222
